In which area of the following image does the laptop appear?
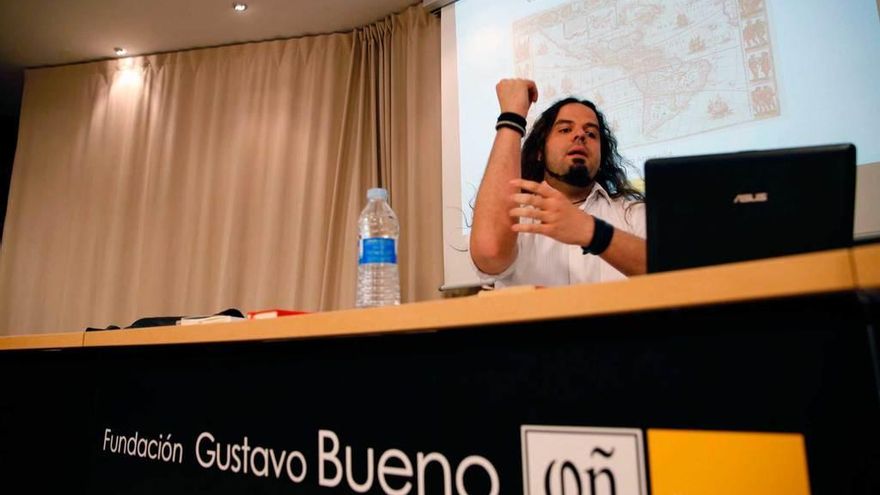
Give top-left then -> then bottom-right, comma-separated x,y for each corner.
646,143 -> 856,273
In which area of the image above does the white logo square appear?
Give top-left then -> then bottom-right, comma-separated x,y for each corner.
521,425 -> 647,495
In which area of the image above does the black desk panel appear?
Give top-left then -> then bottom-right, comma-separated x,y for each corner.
2,292 -> 878,494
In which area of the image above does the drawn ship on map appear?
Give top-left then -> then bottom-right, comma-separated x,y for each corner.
708,96 -> 733,119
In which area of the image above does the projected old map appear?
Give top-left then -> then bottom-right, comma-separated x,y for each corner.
512,0 -> 780,147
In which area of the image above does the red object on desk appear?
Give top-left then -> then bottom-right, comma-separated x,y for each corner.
246,309 -> 309,320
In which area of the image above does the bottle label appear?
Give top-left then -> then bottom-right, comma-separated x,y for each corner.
359,238 -> 397,264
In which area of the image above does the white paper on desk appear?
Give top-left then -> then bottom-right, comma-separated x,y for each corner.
176,315 -> 246,326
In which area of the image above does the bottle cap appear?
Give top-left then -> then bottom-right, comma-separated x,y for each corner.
367,188 -> 388,201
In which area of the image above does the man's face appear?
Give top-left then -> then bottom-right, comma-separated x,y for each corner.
541,103 -> 602,188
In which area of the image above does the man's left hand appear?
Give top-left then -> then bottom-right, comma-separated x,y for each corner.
508,179 -> 594,246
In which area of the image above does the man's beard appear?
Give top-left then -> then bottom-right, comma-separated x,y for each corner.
545,160 -> 593,188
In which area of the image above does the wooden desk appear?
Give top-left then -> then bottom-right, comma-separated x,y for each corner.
3,246 -> 874,350
1,246 -> 878,495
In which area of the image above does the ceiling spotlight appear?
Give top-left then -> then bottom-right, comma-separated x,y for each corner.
114,47 -> 127,56
232,2 -> 248,12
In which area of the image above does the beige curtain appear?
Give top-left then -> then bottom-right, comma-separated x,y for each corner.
0,6 -> 442,335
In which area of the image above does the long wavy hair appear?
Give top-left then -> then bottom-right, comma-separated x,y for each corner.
521,97 -> 644,201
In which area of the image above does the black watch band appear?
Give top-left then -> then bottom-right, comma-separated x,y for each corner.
582,217 -> 614,255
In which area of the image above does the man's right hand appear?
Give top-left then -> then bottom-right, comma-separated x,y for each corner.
496,79 -> 538,117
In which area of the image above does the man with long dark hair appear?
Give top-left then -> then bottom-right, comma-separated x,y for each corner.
470,79 -> 646,287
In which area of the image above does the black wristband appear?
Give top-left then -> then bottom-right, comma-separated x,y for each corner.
495,122 -> 525,136
582,217 -> 614,255
496,112 -> 527,136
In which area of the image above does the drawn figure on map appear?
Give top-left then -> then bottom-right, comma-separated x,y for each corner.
744,19 -> 768,48
753,19 -> 768,45
751,85 -> 778,115
759,51 -> 771,78
749,54 -> 761,80
740,0 -> 764,17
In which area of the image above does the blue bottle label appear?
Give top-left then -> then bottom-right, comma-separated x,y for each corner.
359,238 -> 397,264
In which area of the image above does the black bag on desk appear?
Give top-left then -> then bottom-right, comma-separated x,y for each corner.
85,308 -> 243,331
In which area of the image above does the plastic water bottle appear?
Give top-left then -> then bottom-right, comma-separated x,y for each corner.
356,188 -> 401,307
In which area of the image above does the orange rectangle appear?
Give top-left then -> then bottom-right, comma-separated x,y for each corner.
648,429 -> 810,495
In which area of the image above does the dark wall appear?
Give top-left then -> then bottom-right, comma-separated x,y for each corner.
0,68 -> 24,243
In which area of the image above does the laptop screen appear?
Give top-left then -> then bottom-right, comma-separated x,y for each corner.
645,143 -> 856,273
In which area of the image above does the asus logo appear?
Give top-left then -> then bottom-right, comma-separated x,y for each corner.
733,192 -> 768,204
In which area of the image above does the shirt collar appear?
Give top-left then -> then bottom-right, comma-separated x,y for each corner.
584,181 -> 613,207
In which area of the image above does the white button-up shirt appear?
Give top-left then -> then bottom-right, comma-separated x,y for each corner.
477,183 -> 646,288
